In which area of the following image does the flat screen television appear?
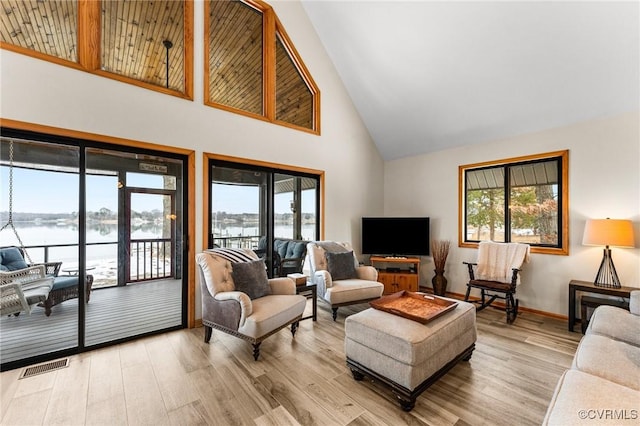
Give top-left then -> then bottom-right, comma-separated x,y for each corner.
361,217 -> 430,256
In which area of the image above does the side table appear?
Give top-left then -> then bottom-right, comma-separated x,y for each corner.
296,283 -> 317,322
568,279 -> 633,332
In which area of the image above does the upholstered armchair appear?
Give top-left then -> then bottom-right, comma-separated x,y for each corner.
196,248 -> 307,360
306,241 -> 384,321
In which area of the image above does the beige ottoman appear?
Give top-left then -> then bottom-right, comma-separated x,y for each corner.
344,300 -> 476,411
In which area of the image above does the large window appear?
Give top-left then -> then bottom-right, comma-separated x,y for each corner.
459,150 -> 569,255
204,154 -> 323,277
205,0 -> 320,134
1,0 -> 193,98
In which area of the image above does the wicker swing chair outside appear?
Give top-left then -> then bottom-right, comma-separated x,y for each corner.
0,264 -> 54,316
0,139 -> 56,316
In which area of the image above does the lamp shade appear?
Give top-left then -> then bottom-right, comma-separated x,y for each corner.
582,219 -> 635,248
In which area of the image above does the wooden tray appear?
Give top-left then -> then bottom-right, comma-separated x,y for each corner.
370,291 -> 458,324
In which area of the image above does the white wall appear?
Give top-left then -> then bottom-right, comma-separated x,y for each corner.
384,112 -> 640,316
0,0 -> 384,318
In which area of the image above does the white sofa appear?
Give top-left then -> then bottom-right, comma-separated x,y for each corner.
543,290 -> 640,425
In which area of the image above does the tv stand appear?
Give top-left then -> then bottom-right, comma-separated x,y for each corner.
370,256 -> 420,295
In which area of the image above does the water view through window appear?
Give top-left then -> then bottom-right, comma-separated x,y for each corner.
1,137 -> 186,369
1,169 -> 174,288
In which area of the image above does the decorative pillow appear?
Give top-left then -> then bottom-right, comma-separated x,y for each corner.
0,247 -> 29,271
326,251 -> 357,280
231,259 -> 271,300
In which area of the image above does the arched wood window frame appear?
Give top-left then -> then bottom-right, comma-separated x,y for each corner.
0,0 -> 194,100
204,0 -> 320,135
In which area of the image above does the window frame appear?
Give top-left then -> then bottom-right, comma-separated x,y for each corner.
203,0 -> 320,135
0,0 -> 194,100
202,152 -> 325,263
458,150 -> 569,255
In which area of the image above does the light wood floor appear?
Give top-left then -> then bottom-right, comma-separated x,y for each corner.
0,301 -> 581,425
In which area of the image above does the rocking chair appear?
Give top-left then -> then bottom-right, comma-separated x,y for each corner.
463,241 -> 530,324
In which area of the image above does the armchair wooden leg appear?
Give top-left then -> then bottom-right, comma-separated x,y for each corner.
252,342 -> 261,361
290,321 -> 299,337
332,307 -> 338,321
204,325 -> 212,343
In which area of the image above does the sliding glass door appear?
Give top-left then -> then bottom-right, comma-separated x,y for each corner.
84,148 -> 185,347
0,133 -> 188,371
208,159 -> 321,277
0,138 -> 80,366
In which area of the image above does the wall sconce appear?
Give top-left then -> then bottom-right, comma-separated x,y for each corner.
582,218 -> 635,288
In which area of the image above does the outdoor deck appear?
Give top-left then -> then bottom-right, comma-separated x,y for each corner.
0,279 -> 182,365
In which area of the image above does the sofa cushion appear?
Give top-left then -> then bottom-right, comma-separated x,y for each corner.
52,276 -> 80,291
543,369 -> 640,425
323,279 -> 383,305
326,251 -> 357,280
285,240 -> 306,259
586,305 -> 640,347
238,294 -> 307,339
0,247 -> 29,271
232,259 -> 271,300
572,334 -> 640,391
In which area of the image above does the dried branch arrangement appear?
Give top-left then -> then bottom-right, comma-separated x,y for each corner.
431,239 -> 451,271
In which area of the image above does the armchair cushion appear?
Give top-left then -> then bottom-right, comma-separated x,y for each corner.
326,251 -> 357,280
0,247 -> 29,271
232,259 -> 271,300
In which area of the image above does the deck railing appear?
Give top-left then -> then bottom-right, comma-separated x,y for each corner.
212,235 -> 261,249
129,238 -> 173,282
16,240 -> 173,286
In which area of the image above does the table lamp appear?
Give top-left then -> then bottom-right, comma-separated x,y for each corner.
582,218 -> 635,288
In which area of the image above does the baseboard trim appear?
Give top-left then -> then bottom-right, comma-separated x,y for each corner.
419,288 -> 568,321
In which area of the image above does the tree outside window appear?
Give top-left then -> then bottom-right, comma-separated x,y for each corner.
460,151 -> 568,255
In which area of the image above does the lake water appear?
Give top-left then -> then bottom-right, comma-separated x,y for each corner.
1,223 -> 317,264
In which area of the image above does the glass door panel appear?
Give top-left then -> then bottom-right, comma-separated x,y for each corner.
128,192 -> 175,282
274,173 -> 318,241
0,138 -> 80,367
208,161 -> 320,278
84,148 -> 185,347
210,167 -> 267,250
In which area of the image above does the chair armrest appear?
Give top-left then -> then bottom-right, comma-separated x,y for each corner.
268,277 -> 296,295
0,265 -> 47,285
280,256 -> 305,265
463,262 -> 477,280
356,265 -> 378,281
312,270 -> 332,298
630,290 -> 640,316
31,262 -> 62,277
215,291 -> 253,326
21,277 -> 54,291
313,270 -> 332,287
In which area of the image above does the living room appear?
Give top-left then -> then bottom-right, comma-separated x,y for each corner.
1,0 -> 638,424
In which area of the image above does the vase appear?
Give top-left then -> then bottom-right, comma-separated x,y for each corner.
432,269 -> 448,296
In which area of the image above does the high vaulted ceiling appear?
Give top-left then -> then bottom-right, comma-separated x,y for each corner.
301,1 -> 639,160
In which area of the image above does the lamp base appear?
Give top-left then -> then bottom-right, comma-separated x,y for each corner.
593,247 -> 621,288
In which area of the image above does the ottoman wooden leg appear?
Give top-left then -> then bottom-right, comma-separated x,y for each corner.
350,368 -> 364,381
